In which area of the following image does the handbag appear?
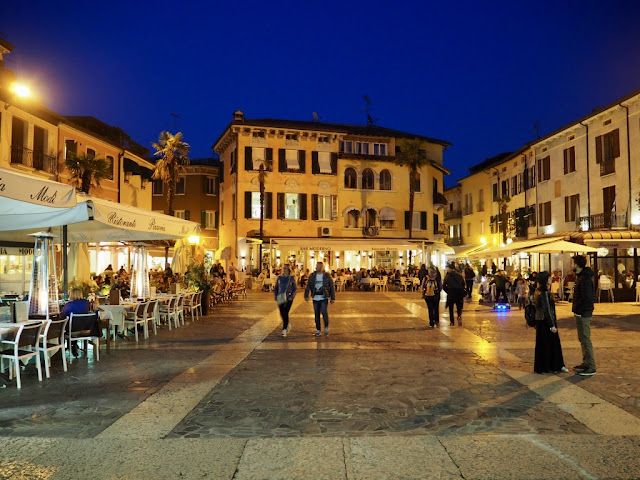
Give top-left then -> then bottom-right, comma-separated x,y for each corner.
276,277 -> 291,306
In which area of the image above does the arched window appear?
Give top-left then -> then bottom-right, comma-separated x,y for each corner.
379,170 -> 391,190
345,209 -> 360,228
362,168 -> 375,189
344,168 -> 357,189
363,208 -> 377,227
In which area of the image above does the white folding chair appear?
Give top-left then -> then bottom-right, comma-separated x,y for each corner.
38,318 -> 68,378
159,297 -> 179,330
0,321 -> 44,388
124,302 -> 148,342
145,300 -> 158,336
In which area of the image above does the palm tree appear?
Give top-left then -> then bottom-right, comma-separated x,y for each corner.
152,131 -> 190,214
64,152 -> 110,194
497,193 -> 511,245
394,137 -> 430,239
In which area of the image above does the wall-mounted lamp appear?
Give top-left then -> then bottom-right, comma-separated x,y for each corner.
4,83 -> 31,109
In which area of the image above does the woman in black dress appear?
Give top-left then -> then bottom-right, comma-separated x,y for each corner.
533,271 -> 568,374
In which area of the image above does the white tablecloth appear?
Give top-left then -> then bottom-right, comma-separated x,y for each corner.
98,303 -> 137,330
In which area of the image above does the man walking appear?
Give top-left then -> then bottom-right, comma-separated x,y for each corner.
572,255 -> 596,376
443,262 -> 465,326
304,261 -> 335,336
463,263 -> 475,300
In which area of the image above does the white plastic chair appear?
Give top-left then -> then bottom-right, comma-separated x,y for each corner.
0,321 -> 44,388
38,318 -> 68,378
145,300 -> 158,336
597,278 -> 614,302
159,297 -> 179,330
124,302 -> 148,341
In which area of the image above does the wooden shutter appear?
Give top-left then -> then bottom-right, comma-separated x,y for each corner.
244,146 -> 253,171
545,202 -> 551,225
277,193 -> 285,219
298,150 -> 306,172
265,192 -> 273,219
214,211 -> 219,229
564,197 -> 570,222
563,149 -> 568,174
202,176 -> 208,193
311,152 -> 319,174
523,169 -> 529,189
595,135 -> 603,163
184,210 -> 190,220
405,211 -> 410,229
612,129 -> 620,158
311,194 -> 318,220
299,193 -> 307,220
278,149 -> 286,172
201,210 -> 206,227
265,148 -> 273,170
331,195 -> 338,219
244,192 -> 252,218
544,156 -> 551,180
331,153 -> 338,174
420,211 -> 427,230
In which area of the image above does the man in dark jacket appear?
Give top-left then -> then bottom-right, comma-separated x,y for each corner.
571,255 -> 596,376
443,263 -> 465,326
463,264 -> 475,299
304,261 -> 336,336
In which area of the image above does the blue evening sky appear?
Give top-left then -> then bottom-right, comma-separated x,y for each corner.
2,0 -> 639,187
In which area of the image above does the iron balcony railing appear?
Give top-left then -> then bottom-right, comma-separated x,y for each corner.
446,236 -> 463,246
434,223 -> 446,235
579,212 -> 627,230
444,209 -> 462,220
11,145 -> 57,174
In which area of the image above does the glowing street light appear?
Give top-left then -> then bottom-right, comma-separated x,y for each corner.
11,83 -> 30,98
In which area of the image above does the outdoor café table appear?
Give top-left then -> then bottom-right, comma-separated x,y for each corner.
359,277 -> 379,290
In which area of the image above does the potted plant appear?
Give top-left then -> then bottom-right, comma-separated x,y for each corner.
185,262 -> 211,315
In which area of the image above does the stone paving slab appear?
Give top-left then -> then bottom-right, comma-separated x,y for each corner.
439,435 -> 585,480
233,437 -> 346,480
346,436 -> 461,480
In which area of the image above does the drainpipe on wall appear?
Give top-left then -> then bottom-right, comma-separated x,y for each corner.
117,150 -> 124,204
618,102 -> 632,222
579,121 -> 591,219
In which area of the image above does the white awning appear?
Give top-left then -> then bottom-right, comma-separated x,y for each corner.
0,166 -> 77,208
0,193 -> 200,243
318,152 -> 332,173
285,149 -> 298,170
468,237 -> 563,260
271,237 -> 425,252
379,207 -> 396,221
516,240 -> 599,253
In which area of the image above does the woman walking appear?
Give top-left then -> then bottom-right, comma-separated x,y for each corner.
421,267 -> 441,328
274,264 -> 297,337
533,271 -> 568,374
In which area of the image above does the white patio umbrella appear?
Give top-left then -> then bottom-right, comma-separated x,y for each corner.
516,240 -> 599,254
67,243 -> 91,283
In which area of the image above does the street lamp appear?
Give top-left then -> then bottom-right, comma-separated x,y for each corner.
4,82 -> 31,109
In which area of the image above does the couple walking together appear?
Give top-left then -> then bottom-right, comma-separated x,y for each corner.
533,254 -> 596,376
421,263 -> 465,328
274,261 -> 335,338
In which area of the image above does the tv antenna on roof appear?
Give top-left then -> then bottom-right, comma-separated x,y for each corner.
170,113 -> 182,132
361,95 -> 379,126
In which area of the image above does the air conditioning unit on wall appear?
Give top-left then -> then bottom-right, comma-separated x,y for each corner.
319,226 -> 332,237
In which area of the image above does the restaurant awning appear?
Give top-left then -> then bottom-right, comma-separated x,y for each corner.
512,240 -> 599,254
0,191 -> 200,243
271,237 -> 426,252
451,243 -> 484,257
467,237 -> 563,260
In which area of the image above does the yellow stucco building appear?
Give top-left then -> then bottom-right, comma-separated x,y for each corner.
213,111 -> 452,273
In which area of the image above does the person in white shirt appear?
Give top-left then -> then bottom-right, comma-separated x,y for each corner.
304,262 -> 335,336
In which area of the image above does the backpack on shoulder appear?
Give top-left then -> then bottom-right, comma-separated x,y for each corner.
424,280 -> 437,298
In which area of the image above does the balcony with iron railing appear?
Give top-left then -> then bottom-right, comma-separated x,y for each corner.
434,223 -> 446,235
11,145 -> 57,174
446,236 -> 463,246
579,212 -> 627,230
444,209 -> 462,220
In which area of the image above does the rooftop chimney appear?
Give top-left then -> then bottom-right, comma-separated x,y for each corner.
233,110 -> 245,122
